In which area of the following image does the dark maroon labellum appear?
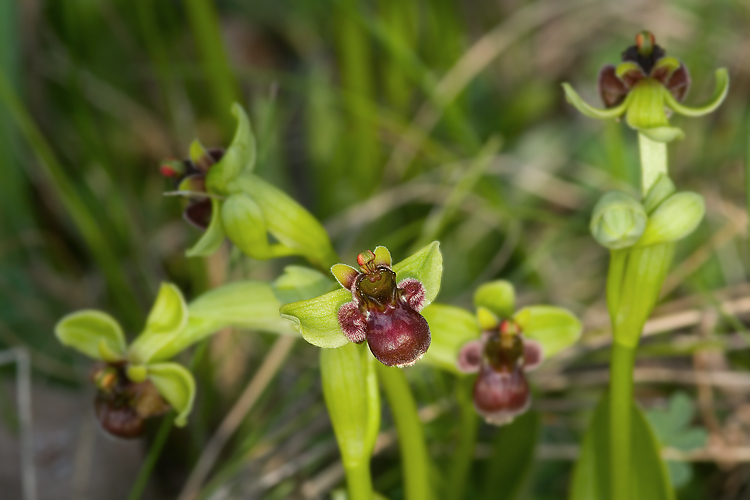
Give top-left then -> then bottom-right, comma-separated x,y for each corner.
336,250 -> 430,367
90,364 -> 169,439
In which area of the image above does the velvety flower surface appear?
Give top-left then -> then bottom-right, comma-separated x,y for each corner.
333,247 -> 430,367
458,320 -> 542,425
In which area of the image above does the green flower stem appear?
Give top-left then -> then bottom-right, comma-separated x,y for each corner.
376,364 -> 433,500
608,133 -> 673,500
345,461 -> 375,500
446,379 -> 478,500
126,416 -> 173,500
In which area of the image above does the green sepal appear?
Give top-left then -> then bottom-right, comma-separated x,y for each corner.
189,139 -> 208,165
221,192 -> 296,260
227,173 -> 338,270
590,191 -> 648,250
625,79 -> 670,131
126,364 -> 148,383
146,362 -> 196,427
561,83 -> 632,120
273,266 -> 335,304
55,310 -> 127,361
280,242 -> 443,348
513,306 -> 582,358
664,68 -> 729,117
331,264 -> 359,290
421,304 -> 480,374
391,241 -> 442,306
320,343 -> 381,465
128,284 -> 189,364
569,394 -> 673,500
473,280 -> 515,319
205,103 -> 256,193
636,192 -> 705,247
642,174 -> 676,214
186,198 -> 225,257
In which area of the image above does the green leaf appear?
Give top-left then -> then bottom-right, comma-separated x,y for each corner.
146,362 -> 196,427
272,266 -> 335,304
636,192 -> 704,247
473,280 -> 515,319
569,394 -> 673,500
642,175 -> 676,214
481,411 -> 540,500
228,173 -> 338,270
186,198 -> 225,257
55,310 -> 126,361
664,68 -> 729,117
205,103 -> 256,193
420,304 -> 480,374
320,343 -> 380,465
561,83 -> 631,120
279,288 -> 351,348
221,192 -> 296,260
513,306 -> 581,358
392,241 -> 443,306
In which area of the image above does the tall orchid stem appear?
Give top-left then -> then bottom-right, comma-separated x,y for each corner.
608,134 -> 671,500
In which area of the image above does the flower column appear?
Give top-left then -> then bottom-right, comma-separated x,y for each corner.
563,31 -> 728,500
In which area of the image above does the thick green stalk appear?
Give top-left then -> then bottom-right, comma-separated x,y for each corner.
608,133 -> 671,500
376,365 -> 433,500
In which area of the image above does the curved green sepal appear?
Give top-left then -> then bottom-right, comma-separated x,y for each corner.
421,304 -> 480,374
643,174 -> 676,214
473,280 -> 515,319
146,362 -> 196,427
144,283 -> 188,336
636,192 -> 705,247
513,306 -> 582,358
279,289 -> 351,348
561,83 -> 631,120
221,193 -> 296,260
664,68 -> 729,117
206,103 -> 256,193
373,246 -> 392,267
320,343 -> 381,465
126,364 -> 148,383
569,394 -> 673,500
55,310 -> 126,361
391,241 -> 443,306
186,198 -> 225,257
638,126 -> 685,143
590,191 -> 648,250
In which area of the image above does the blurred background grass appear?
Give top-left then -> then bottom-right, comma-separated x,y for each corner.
0,0 -> 749,499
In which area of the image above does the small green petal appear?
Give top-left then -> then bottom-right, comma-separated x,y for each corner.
126,364 -> 148,383
651,57 -> 681,77
186,198 -> 225,257
473,280 -> 515,319
146,362 -> 196,427
373,246 -> 392,267
55,310 -> 126,361
513,306 -> 582,358
421,304 -> 480,374
664,68 -> 729,117
562,83 -> 631,120
615,62 -> 645,80
331,264 -> 359,290
189,139 -> 208,165
476,306 -> 500,331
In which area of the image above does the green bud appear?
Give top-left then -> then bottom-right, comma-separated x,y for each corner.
642,174 -> 676,213
590,192 -> 648,249
636,192 -> 705,247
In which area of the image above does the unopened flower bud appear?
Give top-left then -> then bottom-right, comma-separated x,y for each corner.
636,192 -> 704,247
590,192 -> 647,249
